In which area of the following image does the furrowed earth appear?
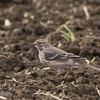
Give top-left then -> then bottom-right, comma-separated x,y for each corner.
0,0 -> 100,100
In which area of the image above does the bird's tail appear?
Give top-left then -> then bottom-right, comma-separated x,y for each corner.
80,59 -> 100,71
85,63 -> 100,71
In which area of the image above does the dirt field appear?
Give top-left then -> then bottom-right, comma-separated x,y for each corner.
0,0 -> 100,100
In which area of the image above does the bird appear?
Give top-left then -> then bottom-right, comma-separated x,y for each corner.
31,39 -> 100,75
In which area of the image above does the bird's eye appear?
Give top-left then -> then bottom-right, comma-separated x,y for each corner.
38,42 -> 42,45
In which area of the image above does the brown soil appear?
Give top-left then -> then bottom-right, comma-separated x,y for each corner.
0,0 -> 100,100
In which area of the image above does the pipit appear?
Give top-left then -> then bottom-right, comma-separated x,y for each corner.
31,39 -> 100,75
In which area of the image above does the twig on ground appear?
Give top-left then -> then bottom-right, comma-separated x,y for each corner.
83,6 -> 90,20
96,86 -> 100,96
58,81 -> 65,87
12,78 -> 24,84
0,96 -> 7,100
34,90 -> 62,100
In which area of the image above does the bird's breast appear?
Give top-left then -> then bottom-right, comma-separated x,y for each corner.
39,52 -> 47,65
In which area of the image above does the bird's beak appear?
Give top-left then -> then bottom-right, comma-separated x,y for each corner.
29,43 -> 36,46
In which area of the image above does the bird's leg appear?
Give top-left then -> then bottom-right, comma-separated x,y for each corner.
64,68 -> 71,78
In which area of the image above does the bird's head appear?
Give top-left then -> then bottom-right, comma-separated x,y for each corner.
31,39 -> 51,51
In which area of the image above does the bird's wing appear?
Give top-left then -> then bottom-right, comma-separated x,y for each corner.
44,47 -> 81,61
44,47 -> 85,66
44,51 -> 67,60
